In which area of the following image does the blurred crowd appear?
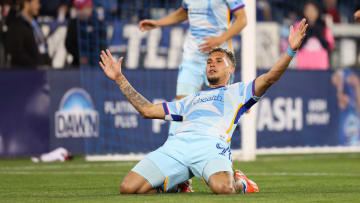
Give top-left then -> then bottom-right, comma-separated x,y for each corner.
257,0 -> 360,24
0,0 -> 360,70
0,0 -> 108,69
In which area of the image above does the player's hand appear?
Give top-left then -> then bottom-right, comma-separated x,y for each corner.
288,18 -> 308,50
138,19 -> 159,31
355,10 -> 360,23
99,49 -> 124,81
199,36 -> 224,52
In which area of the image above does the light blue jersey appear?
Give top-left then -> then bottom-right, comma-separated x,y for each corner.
182,0 -> 245,61
176,0 -> 245,95
132,80 -> 259,191
132,81 -> 260,191
164,80 -> 259,143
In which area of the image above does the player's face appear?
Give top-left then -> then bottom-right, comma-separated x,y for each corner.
29,0 -> 41,17
206,52 -> 234,85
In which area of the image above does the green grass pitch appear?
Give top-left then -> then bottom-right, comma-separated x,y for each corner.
1,153 -> 360,203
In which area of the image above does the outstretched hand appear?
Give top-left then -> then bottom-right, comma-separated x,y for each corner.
99,49 -> 124,81
288,18 -> 308,50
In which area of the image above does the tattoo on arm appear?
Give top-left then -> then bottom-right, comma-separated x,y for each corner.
115,75 -> 151,115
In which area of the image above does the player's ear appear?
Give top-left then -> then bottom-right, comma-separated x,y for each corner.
229,65 -> 235,74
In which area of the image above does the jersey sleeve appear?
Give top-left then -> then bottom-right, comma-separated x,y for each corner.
242,79 -> 261,103
235,80 -> 261,122
226,0 -> 245,13
162,97 -> 189,121
244,79 -> 261,106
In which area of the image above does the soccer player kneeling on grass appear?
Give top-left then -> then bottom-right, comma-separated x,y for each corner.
99,19 -> 308,194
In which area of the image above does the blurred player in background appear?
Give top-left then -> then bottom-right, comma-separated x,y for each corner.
99,19 -> 308,194
138,0 -> 247,136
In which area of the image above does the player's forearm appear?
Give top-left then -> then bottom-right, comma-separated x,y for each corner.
266,53 -> 293,83
156,8 -> 188,27
255,53 -> 293,96
115,74 -> 153,118
219,14 -> 247,43
256,18 -> 307,97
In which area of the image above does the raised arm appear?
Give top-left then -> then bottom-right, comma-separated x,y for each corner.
138,7 -> 188,31
254,18 -> 308,97
99,49 -> 165,119
199,8 -> 247,52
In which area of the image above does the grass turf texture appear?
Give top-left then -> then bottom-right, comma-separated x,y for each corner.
1,153 -> 360,203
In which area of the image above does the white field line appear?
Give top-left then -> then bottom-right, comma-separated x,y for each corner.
86,147 -> 360,161
247,172 -> 360,177
0,171 -> 122,175
0,171 -> 359,177
0,162 -> 135,171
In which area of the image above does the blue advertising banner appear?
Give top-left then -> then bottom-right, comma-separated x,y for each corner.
0,70 -> 50,157
334,70 -> 360,146
255,70 -> 360,148
82,69 -> 179,154
48,70 -> 89,154
49,69 -> 180,154
255,70 -> 339,148
1,69 -> 358,156
48,68 -> 360,155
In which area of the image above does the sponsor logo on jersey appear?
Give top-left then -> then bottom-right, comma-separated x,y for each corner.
192,95 -> 223,105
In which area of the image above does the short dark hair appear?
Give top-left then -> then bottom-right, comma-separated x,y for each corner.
208,48 -> 236,67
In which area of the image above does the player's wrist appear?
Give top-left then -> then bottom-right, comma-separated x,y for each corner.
153,19 -> 162,27
217,35 -> 227,44
114,74 -> 125,84
153,20 -> 159,27
286,46 -> 297,57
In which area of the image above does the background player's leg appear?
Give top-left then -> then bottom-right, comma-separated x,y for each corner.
169,64 -> 204,135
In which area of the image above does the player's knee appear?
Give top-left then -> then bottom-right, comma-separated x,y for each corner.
211,183 -> 235,194
120,182 -> 137,194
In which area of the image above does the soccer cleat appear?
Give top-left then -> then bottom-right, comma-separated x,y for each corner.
177,179 -> 194,193
234,169 -> 259,193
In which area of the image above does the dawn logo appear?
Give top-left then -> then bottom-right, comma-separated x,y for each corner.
55,88 -> 99,138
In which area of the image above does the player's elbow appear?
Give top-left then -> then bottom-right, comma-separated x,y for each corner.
141,112 -> 152,119
265,71 -> 282,85
265,77 -> 279,86
140,106 -> 154,119
140,110 -> 151,119
242,17 -> 248,27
